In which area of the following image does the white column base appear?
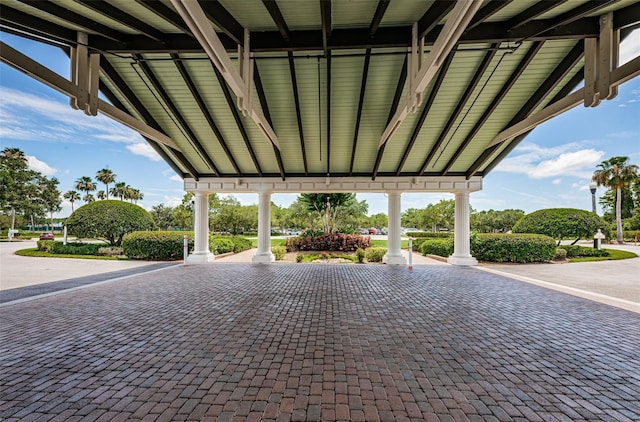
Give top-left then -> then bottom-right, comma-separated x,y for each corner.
447,254 -> 478,266
383,253 -> 406,266
187,251 -> 215,264
252,251 -> 275,263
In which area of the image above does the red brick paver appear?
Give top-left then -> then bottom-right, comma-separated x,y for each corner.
1,264 -> 639,421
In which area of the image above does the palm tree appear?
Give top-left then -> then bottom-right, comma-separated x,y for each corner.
592,156 -> 639,243
96,190 -> 107,200
95,168 -> 116,199
2,147 -> 27,161
63,190 -> 81,212
84,193 -> 96,203
110,181 -> 127,200
75,176 -> 96,202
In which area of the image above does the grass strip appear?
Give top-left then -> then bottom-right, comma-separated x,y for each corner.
569,248 -> 637,262
15,248 -> 126,260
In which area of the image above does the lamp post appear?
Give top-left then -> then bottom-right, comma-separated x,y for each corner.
589,182 -> 597,214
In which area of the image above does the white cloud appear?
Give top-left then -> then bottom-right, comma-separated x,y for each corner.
496,142 -> 604,179
27,155 -> 57,176
126,143 -> 162,161
552,178 -> 562,185
164,195 -> 182,207
170,174 -> 183,182
528,149 -> 604,179
620,29 -> 640,65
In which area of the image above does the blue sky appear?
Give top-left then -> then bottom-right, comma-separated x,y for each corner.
1,31 -> 639,218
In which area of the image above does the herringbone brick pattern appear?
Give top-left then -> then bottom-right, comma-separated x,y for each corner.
1,264 -> 638,421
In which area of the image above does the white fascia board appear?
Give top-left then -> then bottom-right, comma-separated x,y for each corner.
0,41 -> 179,150
183,176 -> 483,194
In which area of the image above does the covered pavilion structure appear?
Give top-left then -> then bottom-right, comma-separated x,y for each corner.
2,0 -> 640,265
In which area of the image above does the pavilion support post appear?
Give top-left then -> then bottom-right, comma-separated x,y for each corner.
447,191 -> 477,266
253,190 -> 275,263
383,191 -> 406,265
188,192 -> 215,263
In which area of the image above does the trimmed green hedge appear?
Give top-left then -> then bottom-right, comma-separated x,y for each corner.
122,231 -> 194,260
421,234 -> 556,263
409,232 -> 453,238
471,234 -> 556,263
513,208 -> 607,241
421,238 -> 454,257
50,242 -> 103,256
122,231 -> 253,260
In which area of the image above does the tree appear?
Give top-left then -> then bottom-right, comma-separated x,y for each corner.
65,200 -> 155,246
368,213 -> 388,230
1,147 -> 56,229
63,190 -> 81,212
95,168 -> 116,199
471,209 -> 525,233
298,193 -> 363,234
41,177 -> 62,229
75,176 -> 96,203
150,204 -> 175,230
512,208 -> 607,244
96,190 -> 107,200
592,156 -> 639,243
110,181 -> 127,200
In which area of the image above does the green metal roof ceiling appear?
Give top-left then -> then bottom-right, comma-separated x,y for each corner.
1,0 -> 638,182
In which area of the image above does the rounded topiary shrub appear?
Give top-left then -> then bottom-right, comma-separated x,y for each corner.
512,208 -> 607,242
471,233 -> 556,263
122,231 -> 194,260
211,238 -> 234,254
66,200 -> 155,246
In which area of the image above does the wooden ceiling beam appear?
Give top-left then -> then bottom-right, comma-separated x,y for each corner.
134,54 -> 220,175
254,62 -> 287,180
416,45 -> 499,175
443,41 -> 544,175
170,53 -> 241,175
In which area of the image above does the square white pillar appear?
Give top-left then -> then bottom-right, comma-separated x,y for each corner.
253,191 -> 275,263
383,191 -> 406,265
188,191 -> 214,263
447,191 -> 477,266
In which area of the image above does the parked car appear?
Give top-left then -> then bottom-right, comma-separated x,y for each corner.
39,232 -> 54,241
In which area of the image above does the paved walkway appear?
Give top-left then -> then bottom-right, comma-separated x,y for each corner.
1,264 -> 639,421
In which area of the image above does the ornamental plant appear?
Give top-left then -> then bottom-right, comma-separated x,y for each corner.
65,200 -> 155,246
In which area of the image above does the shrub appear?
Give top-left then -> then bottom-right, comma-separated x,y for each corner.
122,231 -> 193,260
296,253 -> 303,263
623,230 -> 639,242
272,246 -> 286,261
211,238 -> 234,254
285,233 -> 370,252
512,208 -> 608,242
471,234 -> 556,263
98,247 -> 124,257
66,200 -> 155,246
365,247 -> 386,262
561,245 -> 609,258
51,242 -> 102,256
355,248 -> 365,263
554,248 -> 567,261
421,239 -> 454,257
227,236 -> 252,253
37,240 -> 55,252
243,232 -> 258,237
410,232 -> 452,238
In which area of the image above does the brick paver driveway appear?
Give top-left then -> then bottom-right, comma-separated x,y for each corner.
1,264 -> 639,421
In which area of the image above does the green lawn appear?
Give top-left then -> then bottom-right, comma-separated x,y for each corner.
569,248 -> 637,262
15,248 -> 126,260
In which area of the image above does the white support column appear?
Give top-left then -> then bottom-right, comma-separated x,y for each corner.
383,191 -> 406,265
188,192 -> 214,263
253,191 -> 275,263
447,191 -> 477,266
